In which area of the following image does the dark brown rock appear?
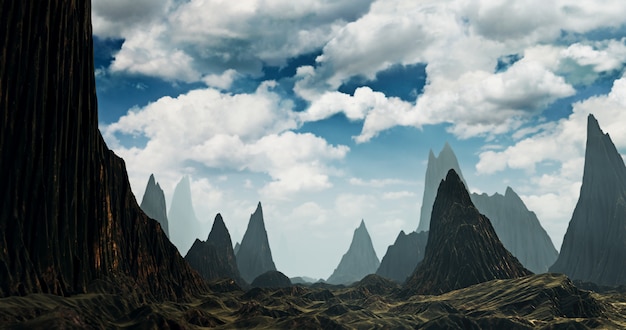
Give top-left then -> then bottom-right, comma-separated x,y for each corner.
404,170 -> 532,295
0,1 -> 206,300
185,214 -> 245,286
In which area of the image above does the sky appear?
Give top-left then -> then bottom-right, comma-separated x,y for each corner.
93,0 -> 626,280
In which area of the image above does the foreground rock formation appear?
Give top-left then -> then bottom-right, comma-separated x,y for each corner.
0,1 -> 205,300
140,174 -> 170,238
404,170 -> 532,295
327,220 -> 380,285
185,214 -> 245,286
376,230 -> 428,283
471,187 -> 558,273
417,142 -> 468,232
550,115 -> 626,286
236,202 -> 277,283
168,176 -> 206,255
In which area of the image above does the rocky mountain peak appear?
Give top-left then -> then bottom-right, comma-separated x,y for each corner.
326,220 -> 380,285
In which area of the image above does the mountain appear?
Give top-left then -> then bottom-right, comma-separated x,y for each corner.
470,187 -> 558,273
233,242 -> 241,255
250,271 -> 292,289
140,174 -> 170,238
376,231 -> 428,283
417,142 -> 468,232
236,202 -> 277,283
168,176 -> 206,255
185,214 -> 245,286
327,220 -> 380,285
0,1 -> 206,300
550,114 -> 626,286
404,170 -> 531,295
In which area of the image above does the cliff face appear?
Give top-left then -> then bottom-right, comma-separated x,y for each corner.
550,115 -> 626,286
376,230 -> 428,283
326,220 -> 380,285
0,1 -> 206,300
140,174 -> 170,238
185,214 -> 245,286
404,170 -> 531,295
236,202 -> 277,283
417,143 -> 468,232
471,188 -> 558,273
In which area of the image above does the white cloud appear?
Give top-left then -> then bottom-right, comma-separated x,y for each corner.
382,191 -> 417,200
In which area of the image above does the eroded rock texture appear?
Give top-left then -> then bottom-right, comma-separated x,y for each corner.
404,170 -> 531,295
550,115 -> 626,286
0,1 -> 206,300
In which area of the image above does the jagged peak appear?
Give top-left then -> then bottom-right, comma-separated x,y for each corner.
587,114 -> 603,138
428,149 -> 436,160
359,219 -> 366,229
148,173 -> 156,185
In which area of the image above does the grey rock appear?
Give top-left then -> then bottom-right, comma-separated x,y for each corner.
550,114 -> 626,286
376,230 -> 428,283
168,176 -> 206,256
327,220 -> 380,285
236,202 -> 277,283
140,174 -> 170,238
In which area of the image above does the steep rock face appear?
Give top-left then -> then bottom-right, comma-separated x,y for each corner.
550,115 -> 626,286
233,242 -> 241,255
404,170 -> 531,295
417,142 -> 468,232
185,214 -> 245,286
236,202 -> 277,283
0,1 -> 206,299
327,220 -> 380,285
250,271 -> 292,289
471,188 -> 558,273
376,231 -> 428,283
140,174 -> 170,238
168,176 -> 206,256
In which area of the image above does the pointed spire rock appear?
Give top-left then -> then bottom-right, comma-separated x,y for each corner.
417,143 -> 468,232
376,230 -> 428,283
236,202 -> 277,283
185,214 -> 245,286
550,114 -> 626,286
470,187 -> 558,273
327,220 -> 380,285
404,170 -> 531,295
140,174 -> 170,237
168,176 -> 205,255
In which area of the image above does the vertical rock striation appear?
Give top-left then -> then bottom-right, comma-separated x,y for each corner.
236,202 -> 277,283
404,170 -> 531,295
327,220 -> 380,285
140,174 -> 170,238
550,114 -> 626,286
0,1 -> 206,299
471,188 -> 558,273
376,230 -> 428,283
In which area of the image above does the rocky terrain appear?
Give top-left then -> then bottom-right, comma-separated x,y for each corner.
185,214 -> 246,287
404,169 -> 532,295
376,230 -> 428,283
550,115 -> 626,286
236,202 -> 278,283
140,174 -> 170,238
327,220 -> 380,285
471,187 -> 559,273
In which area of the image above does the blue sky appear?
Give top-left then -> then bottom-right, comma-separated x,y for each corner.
94,0 -> 626,279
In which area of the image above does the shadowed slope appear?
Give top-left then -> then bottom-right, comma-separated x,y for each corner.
327,220 -> 380,285
376,230 -> 428,283
0,0 -> 206,300
404,170 -> 531,295
550,114 -> 626,286
236,202 -> 277,283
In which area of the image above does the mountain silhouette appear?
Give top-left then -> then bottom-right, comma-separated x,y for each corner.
140,174 -> 170,237
327,220 -> 380,285
376,230 -> 428,283
236,202 -> 277,283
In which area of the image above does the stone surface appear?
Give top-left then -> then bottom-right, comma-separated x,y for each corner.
168,176 -> 207,256
417,142 -> 468,232
236,202 -> 277,283
250,271 -> 292,289
185,214 -> 245,286
471,187 -> 558,273
376,231 -> 428,283
0,1 -> 206,300
550,114 -> 626,286
140,174 -> 170,238
404,170 -> 532,295
327,220 -> 380,285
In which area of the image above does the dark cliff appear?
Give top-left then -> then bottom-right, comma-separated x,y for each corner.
0,1 -> 206,300
550,114 -> 626,286
404,170 -> 531,295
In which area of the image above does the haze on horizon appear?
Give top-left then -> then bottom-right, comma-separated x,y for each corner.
93,0 -> 626,279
